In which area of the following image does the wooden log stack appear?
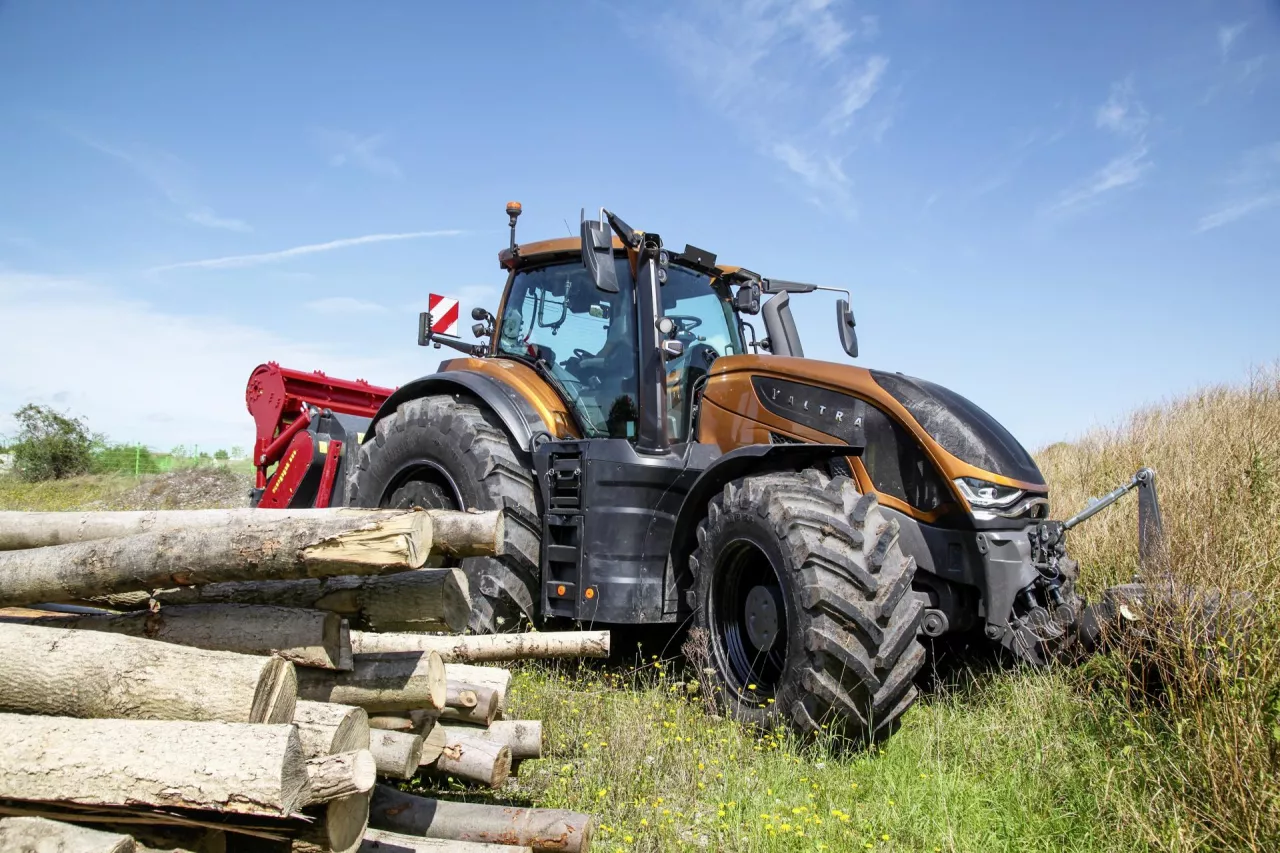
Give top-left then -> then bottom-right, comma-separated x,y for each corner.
0,506 -> 603,852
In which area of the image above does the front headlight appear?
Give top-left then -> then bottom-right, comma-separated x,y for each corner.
954,477 -> 1024,508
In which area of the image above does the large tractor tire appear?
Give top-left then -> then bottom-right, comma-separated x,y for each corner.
346,394 -> 541,633
691,469 -> 925,744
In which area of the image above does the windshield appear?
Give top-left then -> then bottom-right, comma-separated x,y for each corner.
870,370 -> 1044,485
497,258 -> 638,439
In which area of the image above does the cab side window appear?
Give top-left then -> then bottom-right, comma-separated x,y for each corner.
860,404 -> 947,512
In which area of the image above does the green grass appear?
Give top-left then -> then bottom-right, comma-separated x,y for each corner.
0,472 -> 139,511
423,659 -> 1142,853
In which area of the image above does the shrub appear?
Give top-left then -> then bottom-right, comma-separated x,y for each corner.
9,404 -> 96,482
91,443 -> 161,476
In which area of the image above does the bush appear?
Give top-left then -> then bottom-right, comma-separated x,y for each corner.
9,404 -> 96,482
91,443 -> 161,476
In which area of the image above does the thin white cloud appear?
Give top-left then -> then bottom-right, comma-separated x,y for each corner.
1196,192 -> 1280,232
824,55 -> 889,133
66,129 -> 251,232
641,1 -> 889,208
1046,146 -> 1152,215
1196,142 -> 1280,232
148,230 -> 465,273
306,296 -> 387,314
1218,22 -> 1247,59
186,207 -> 252,233
317,130 -> 403,179
1095,77 -> 1148,138
0,273 -> 426,450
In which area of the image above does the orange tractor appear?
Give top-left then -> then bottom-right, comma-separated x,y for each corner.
248,203 -> 1161,743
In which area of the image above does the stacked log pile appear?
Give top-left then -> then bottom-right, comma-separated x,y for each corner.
0,508 -> 605,853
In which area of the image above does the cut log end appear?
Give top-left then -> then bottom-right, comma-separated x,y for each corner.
303,750 -> 377,806
251,657 -> 299,724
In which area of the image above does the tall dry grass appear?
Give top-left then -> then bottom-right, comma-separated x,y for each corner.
1037,366 -> 1280,851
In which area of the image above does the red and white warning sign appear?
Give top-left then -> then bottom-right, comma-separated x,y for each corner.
427,293 -> 459,336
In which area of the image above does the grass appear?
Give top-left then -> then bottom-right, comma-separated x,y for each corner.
3,368 -> 1277,851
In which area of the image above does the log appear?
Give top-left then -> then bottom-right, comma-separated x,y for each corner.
293,791 -> 370,853
293,701 -> 370,759
368,731 -> 423,780
445,685 -> 478,708
369,786 -> 592,853
0,508 -> 503,558
439,721 -> 543,761
302,751 -> 377,805
428,735 -> 510,788
418,725 -> 448,766
438,685 -> 499,727
0,511 -> 439,608
351,631 -> 610,663
108,569 -> 471,634
0,623 -> 296,724
443,665 -> 510,716
298,652 -> 446,713
0,714 -> 308,816
361,828 -> 531,852
0,816 -> 135,852
367,715 -> 415,733
0,604 -> 351,671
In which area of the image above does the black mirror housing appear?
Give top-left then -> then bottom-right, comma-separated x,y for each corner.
580,217 -> 620,294
734,283 -> 761,315
837,298 -> 858,359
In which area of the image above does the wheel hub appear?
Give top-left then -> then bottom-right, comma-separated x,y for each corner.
744,584 -> 781,651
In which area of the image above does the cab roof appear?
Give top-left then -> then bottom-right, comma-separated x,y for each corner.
499,236 -> 743,277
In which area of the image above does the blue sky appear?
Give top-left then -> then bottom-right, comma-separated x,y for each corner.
1,0 -> 1277,455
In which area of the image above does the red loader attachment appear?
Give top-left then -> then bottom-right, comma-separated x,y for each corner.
245,362 -> 394,508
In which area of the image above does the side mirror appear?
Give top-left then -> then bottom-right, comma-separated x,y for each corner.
734,283 -> 761,315
580,216 -> 619,294
837,298 -> 858,359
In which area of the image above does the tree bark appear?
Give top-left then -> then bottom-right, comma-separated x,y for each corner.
297,651 -> 446,713
360,828 -> 531,852
438,685 -> 498,727
439,721 -> 543,761
0,714 -> 308,816
427,735 -> 510,788
109,569 -> 471,635
0,623 -> 296,724
351,631 -> 609,663
0,509 -> 503,558
369,786 -> 592,853
302,752 -> 376,806
0,816 -> 136,853
368,731 -> 423,780
0,512 -> 440,608
442,665 -> 510,716
293,701 -> 370,759
1,604 -> 351,671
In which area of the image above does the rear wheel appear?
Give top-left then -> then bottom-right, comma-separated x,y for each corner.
691,469 -> 925,744
346,394 -> 541,633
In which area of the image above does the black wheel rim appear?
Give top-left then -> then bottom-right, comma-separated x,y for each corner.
710,537 -> 788,700
383,460 -> 463,511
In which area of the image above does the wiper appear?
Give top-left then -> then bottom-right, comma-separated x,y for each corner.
498,351 -> 599,433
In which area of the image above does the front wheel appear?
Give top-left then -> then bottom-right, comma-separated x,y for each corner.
691,470 -> 925,744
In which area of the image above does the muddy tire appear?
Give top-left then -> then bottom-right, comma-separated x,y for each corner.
346,394 -> 541,633
691,469 -> 925,744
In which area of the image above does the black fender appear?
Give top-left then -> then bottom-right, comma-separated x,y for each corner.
364,370 -> 550,453
668,443 -> 864,586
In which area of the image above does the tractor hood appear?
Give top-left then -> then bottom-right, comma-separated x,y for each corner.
702,355 -> 1046,492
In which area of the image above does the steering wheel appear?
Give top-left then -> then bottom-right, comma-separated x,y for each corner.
666,315 -> 703,333
572,347 -> 595,360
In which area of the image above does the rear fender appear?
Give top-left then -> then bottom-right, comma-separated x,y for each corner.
669,444 -> 862,598
365,371 -> 550,452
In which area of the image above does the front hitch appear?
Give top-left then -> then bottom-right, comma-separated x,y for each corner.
990,467 -> 1166,665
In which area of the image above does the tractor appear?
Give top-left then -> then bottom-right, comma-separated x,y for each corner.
246,202 -> 1162,743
